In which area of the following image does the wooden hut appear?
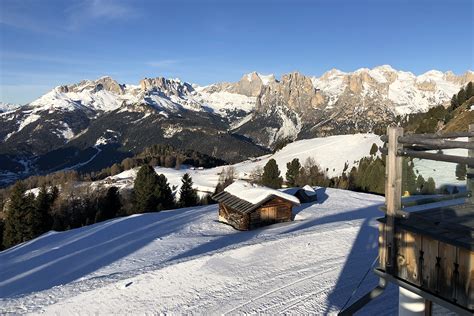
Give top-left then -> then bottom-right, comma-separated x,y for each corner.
212,180 -> 300,230
284,185 -> 318,203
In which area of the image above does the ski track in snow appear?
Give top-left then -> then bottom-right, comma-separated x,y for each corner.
0,188 -> 402,315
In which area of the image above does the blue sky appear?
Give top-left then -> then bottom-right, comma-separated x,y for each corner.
1,0 -> 473,104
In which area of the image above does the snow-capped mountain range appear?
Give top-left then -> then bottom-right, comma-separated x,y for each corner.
0,65 -> 472,185
0,102 -> 21,113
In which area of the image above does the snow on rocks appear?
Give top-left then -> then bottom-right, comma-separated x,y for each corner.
17,114 -> 41,132
194,89 -> 257,114
224,180 -> 300,205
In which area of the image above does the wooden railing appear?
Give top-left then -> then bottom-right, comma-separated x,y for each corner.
379,124 -> 474,314
340,125 -> 474,315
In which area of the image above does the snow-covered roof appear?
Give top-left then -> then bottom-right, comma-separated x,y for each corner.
302,185 -> 316,197
224,180 -> 300,205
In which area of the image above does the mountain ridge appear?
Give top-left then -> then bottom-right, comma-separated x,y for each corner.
0,65 -> 472,186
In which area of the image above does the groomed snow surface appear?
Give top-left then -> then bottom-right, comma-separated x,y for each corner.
0,188 -> 400,314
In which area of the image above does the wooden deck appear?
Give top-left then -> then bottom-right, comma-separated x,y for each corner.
340,126 -> 474,315
378,203 -> 474,312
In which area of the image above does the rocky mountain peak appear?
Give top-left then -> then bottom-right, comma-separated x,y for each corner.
200,72 -> 276,97
231,72 -> 265,97
57,76 -> 124,95
256,71 -> 324,114
139,77 -> 194,98
279,72 -> 319,99
459,71 -> 474,84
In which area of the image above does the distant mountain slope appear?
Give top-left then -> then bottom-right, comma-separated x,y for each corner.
402,83 -> 474,134
0,102 -> 21,113
0,76 -> 267,185
0,187 -> 398,315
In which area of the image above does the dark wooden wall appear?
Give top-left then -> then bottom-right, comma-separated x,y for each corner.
219,197 -> 293,230
250,197 -> 293,229
219,203 -> 249,230
379,223 -> 473,310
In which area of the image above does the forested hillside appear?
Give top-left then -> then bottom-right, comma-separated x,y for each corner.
402,82 -> 474,133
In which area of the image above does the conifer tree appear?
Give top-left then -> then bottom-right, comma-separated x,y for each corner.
133,165 -> 159,213
466,82 -> 473,99
31,185 -> 54,236
179,173 -> 198,207
402,159 -> 417,194
261,159 -> 283,189
416,175 -> 425,193
450,94 -> 459,109
422,177 -> 436,195
457,88 -> 467,105
156,174 -> 175,210
369,143 -> 378,156
3,182 -> 35,248
96,186 -> 122,222
456,163 -> 467,180
286,158 -> 301,187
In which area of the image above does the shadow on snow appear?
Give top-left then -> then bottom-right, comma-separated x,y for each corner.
0,206 -> 212,298
1,186 -> 398,314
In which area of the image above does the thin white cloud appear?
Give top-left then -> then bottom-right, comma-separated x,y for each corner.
66,0 -> 141,30
0,0 -> 140,34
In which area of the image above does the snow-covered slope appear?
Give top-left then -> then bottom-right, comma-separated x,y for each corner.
1,187 -> 400,314
194,89 -> 257,114
233,133 -> 383,178
97,133 -> 462,198
95,134 -> 383,196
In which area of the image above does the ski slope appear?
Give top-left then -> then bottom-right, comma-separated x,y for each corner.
1,188 -> 400,314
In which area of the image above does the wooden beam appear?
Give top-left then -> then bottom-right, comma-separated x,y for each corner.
398,149 -> 474,167
378,192 -> 470,213
424,300 -> 432,316
398,137 -> 474,150
385,126 -> 404,273
380,131 -> 474,143
406,131 -> 474,139
401,192 -> 470,208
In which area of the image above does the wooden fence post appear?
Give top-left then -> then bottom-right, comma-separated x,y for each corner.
385,126 -> 404,273
468,124 -> 474,204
